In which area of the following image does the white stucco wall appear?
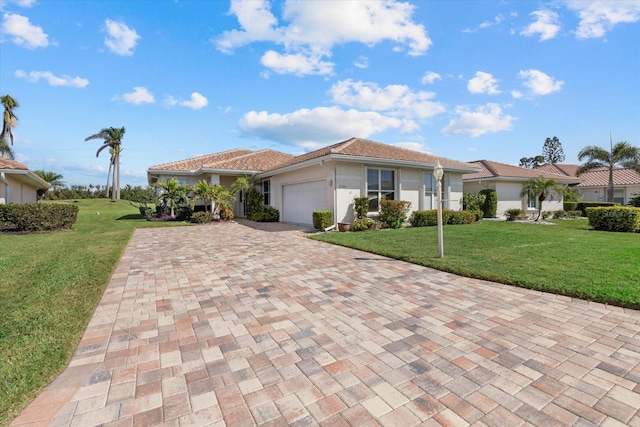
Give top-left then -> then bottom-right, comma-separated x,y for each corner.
1,175 -> 39,204
579,185 -> 640,205
268,164 -> 333,219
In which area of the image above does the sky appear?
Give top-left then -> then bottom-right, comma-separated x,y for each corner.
0,0 -> 639,187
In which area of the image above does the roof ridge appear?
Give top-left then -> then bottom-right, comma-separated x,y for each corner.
151,148 -> 251,169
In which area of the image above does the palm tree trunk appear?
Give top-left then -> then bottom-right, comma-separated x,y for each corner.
607,165 -> 614,203
105,160 -> 112,199
114,153 -> 120,201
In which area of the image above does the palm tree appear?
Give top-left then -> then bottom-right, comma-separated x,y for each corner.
1,94 -> 19,159
520,177 -> 563,221
155,178 -> 188,217
210,184 -> 234,218
192,180 -> 214,213
577,139 -> 640,203
85,127 -> 125,201
34,170 -> 65,189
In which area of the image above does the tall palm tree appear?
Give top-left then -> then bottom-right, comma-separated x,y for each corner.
577,139 -> 640,203
34,170 -> 65,189
154,178 -> 188,217
520,177 -> 563,221
1,94 -> 19,159
85,127 -> 125,201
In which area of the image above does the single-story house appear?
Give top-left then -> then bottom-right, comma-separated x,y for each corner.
0,158 -> 50,204
463,160 -> 580,218
147,137 -> 480,226
537,164 -> 640,205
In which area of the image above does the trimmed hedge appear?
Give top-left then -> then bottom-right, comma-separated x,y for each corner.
586,206 -> 640,233
312,210 -> 333,230
479,189 -> 498,218
409,209 -> 476,227
9,203 -> 79,232
379,199 -> 411,229
0,203 -> 16,223
249,206 -> 279,222
576,201 -> 618,216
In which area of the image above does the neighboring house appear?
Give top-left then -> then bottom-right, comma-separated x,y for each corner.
537,164 -> 640,205
463,160 -> 580,218
0,158 -> 51,204
147,137 -> 480,225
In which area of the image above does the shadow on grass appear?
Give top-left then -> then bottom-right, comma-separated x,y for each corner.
116,214 -> 147,221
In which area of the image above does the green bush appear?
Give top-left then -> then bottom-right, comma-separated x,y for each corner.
504,208 -> 526,221
0,203 -> 15,223
408,209 -> 455,227
628,192 -> 640,207
447,210 -> 477,225
563,202 -> 578,212
249,206 -> 279,222
312,210 -> 333,229
586,206 -> 640,233
352,217 -> 375,232
541,211 -> 552,220
567,210 -> 582,218
353,196 -> 369,219
554,210 -> 567,219
379,199 -> 411,229
576,201 -> 618,216
190,211 -> 213,224
479,189 -> 498,218
10,203 -> 79,232
462,193 -> 485,221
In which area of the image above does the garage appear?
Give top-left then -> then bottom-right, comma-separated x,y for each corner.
282,180 -> 328,225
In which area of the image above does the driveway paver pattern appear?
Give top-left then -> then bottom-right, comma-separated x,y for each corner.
11,220 -> 640,426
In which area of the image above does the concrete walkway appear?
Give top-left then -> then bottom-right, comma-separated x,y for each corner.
11,220 -> 640,426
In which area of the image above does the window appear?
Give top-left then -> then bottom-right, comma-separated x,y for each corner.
261,180 -> 270,206
424,172 -> 446,209
367,168 -> 395,212
527,189 -> 537,209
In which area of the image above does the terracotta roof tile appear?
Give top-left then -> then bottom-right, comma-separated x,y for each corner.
535,163 -> 580,177
575,168 -> 640,187
148,149 -> 255,171
0,158 -> 29,170
463,159 -> 580,182
208,149 -> 294,171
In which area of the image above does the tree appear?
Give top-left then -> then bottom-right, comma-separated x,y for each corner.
542,136 -> 565,164
231,174 -> 262,215
577,139 -> 640,203
210,184 -> 234,218
520,177 -> 563,221
192,180 -> 215,213
1,94 -> 19,159
155,178 -> 188,217
85,127 -> 125,201
519,155 -> 545,169
34,170 -> 65,189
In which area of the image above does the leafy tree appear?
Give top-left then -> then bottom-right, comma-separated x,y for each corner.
210,184 -> 235,218
154,178 -> 189,217
519,155 -> 545,169
577,140 -> 640,202
34,170 -> 64,189
562,187 -> 582,203
520,177 -> 563,221
542,136 -> 565,164
628,192 -> 640,207
192,180 -> 214,213
231,174 -> 262,215
1,94 -> 19,159
85,127 -> 125,201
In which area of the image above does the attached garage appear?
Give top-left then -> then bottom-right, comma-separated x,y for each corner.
282,180 -> 328,225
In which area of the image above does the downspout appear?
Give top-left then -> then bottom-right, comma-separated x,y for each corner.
320,160 -> 337,230
1,172 -> 9,203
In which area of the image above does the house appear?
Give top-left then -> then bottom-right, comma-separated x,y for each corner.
463,160 -> 580,218
147,137 -> 480,225
537,163 -> 640,205
0,158 -> 50,204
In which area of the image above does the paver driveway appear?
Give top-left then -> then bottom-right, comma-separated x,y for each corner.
12,220 -> 640,426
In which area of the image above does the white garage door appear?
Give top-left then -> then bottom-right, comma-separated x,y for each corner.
282,180 -> 328,225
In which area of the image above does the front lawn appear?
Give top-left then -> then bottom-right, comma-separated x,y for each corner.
311,219 -> 640,309
0,199 -> 185,425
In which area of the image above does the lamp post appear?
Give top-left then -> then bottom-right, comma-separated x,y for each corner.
433,160 -> 444,258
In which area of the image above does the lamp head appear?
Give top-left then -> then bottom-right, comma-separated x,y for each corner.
433,160 -> 444,181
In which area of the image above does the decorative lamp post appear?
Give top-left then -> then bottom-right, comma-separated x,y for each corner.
433,160 -> 444,258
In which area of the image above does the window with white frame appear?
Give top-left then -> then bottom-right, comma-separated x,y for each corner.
424,172 -> 447,209
527,189 -> 537,209
261,180 -> 270,206
367,168 -> 395,213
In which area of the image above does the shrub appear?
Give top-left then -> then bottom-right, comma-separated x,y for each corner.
554,210 -> 567,219
249,207 -> 279,222
504,208 -> 526,221
479,189 -> 498,218
541,211 -> 552,220
576,201 -> 618,217
563,202 -> 578,212
409,209 -> 437,227
312,210 -> 333,230
0,203 -> 15,224
628,192 -> 640,208
567,210 -> 582,218
447,210 -> 476,225
352,217 -> 375,232
10,203 -> 79,232
219,206 -> 234,221
353,196 -> 369,219
190,211 -> 213,224
587,206 -> 640,233
379,199 -> 411,229
462,193 -> 485,221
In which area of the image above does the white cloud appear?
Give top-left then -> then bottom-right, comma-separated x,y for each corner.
564,0 -> 640,38
392,141 -> 430,153
442,103 -> 515,137
1,13 -> 48,49
239,106 -> 416,150
260,50 -> 334,76
118,87 -> 155,105
421,71 -> 441,85
180,92 -> 208,110
518,69 -> 564,96
329,79 -> 445,119
520,10 -> 560,41
15,70 -> 89,87
463,14 -> 504,33
511,90 -> 523,99
0,0 -> 37,8
216,0 -> 431,75
467,71 -> 501,95
104,19 -> 140,56
353,56 -> 369,69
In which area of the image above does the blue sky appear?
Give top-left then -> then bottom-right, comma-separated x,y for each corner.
1,0 -> 639,187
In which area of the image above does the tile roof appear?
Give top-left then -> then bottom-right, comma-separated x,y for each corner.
270,137 -> 477,171
148,149 -> 293,172
535,163 -> 580,177
575,168 -> 640,187
0,158 -> 29,170
463,159 -> 580,182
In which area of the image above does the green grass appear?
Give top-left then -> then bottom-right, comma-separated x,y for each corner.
311,219 -> 640,309
0,199 -> 185,426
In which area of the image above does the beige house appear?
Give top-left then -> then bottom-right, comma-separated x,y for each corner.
147,137 -> 480,226
0,158 -> 50,204
463,160 -> 580,218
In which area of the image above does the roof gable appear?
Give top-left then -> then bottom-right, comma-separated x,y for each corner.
535,163 -> 580,177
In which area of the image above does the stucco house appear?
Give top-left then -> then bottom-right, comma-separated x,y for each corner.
463,160 -> 580,218
147,137 -> 480,226
537,163 -> 640,205
0,158 -> 50,204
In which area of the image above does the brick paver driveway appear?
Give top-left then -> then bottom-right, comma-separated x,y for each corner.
12,220 -> 640,426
